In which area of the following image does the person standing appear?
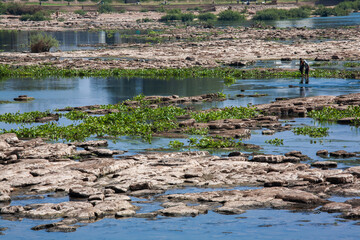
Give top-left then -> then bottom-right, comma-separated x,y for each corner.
299,58 -> 310,84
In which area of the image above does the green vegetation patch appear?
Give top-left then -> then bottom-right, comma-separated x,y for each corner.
265,138 -> 283,146
1,66 -> 359,80
292,126 -> 329,138
308,106 -> 360,125
218,10 -> 245,22
191,106 -> 259,123
29,33 -> 59,53
253,6 -> 311,21
1,102 -> 187,142
0,110 -> 52,123
344,62 -> 360,68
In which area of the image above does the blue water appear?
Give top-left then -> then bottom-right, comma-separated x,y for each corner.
0,29 -> 157,52
268,12 -> 360,29
1,76 -> 360,238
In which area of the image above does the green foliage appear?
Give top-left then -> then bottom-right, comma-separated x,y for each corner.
194,136 -> 243,149
198,12 -> 217,22
253,7 -> 310,21
312,62 -> 337,67
74,9 -> 87,16
218,10 -> 245,22
64,111 -> 88,120
216,91 -> 226,99
224,76 -> 236,86
0,66 -> 359,81
292,126 -> 329,138
98,4 -> 114,14
29,33 -> 59,53
192,106 -> 259,123
180,13 -> 195,22
265,138 -> 283,146
20,11 -> 50,21
0,110 -> 53,123
167,9 -> 181,14
160,13 -> 181,22
1,104 -> 187,142
344,62 -> 360,68
308,106 -> 360,125
169,140 -> 184,149
4,2 -> 40,15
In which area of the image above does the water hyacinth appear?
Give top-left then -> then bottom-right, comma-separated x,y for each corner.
0,65 -> 359,80
292,126 -> 329,138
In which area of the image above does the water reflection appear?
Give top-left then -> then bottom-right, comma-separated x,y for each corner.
0,76 -> 224,114
267,12 -> 360,29
300,86 -> 309,98
0,29 -> 153,52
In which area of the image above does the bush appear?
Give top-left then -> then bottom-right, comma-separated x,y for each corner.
20,11 -> 49,21
166,9 -> 181,14
313,6 -> 335,17
180,13 -> 194,22
74,9 -> 86,16
253,7 -> 310,21
198,12 -> 217,21
30,33 -> 59,53
77,0 -> 87,2
98,4 -> 114,14
160,13 -> 181,22
218,10 -> 245,21
6,3 -> 40,15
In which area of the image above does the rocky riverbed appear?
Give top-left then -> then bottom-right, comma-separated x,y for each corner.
1,9 -> 360,69
1,92 -> 360,232
0,133 -> 359,232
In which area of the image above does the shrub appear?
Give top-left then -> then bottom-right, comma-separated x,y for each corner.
160,14 -> 181,22
6,3 -> 40,15
180,13 -> 194,22
198,12 -> 217,21
313,6 -> 335,17
253,7 -> 310,21
98,4 -> 114,13
74,9 -> 86,16
20,11 -> 50,21
30,33 -> 59,53
218,10 -> 245,21
166,9 -> 181,14
77,0 -> 87,2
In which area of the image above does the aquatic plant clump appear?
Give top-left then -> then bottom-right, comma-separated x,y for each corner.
1,104 -> 187,142
292,126 -> 329,138
308,106 -> 360,125
184,127 -> 209,135
265,138 -> 284,146
0,66 -> 359,81
0,110 -> 53,123
169,136 -> 244,149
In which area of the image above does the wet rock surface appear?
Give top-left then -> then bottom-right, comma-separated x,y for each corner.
0,133 -> 360,232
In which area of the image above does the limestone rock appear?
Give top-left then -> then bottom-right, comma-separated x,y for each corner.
311,161 -> 337,168
320,202 -> 352,213
329,150 -> 356,158
326,174 -> 354,184
316,150 -> 328,157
